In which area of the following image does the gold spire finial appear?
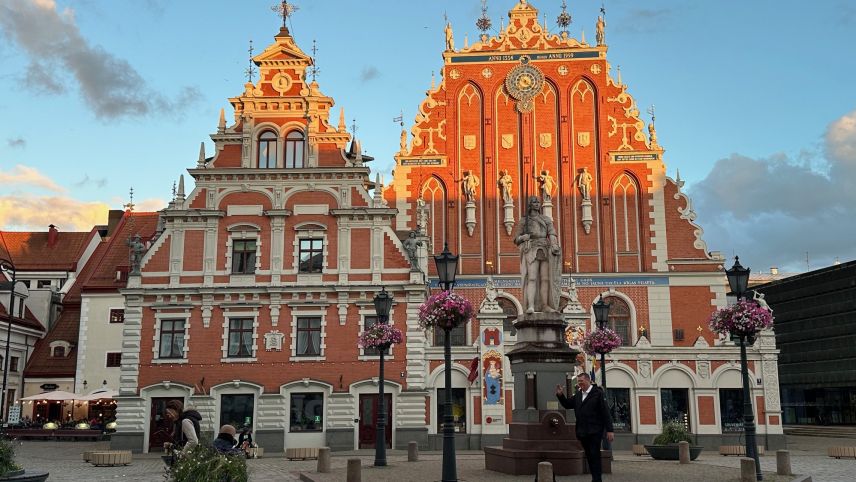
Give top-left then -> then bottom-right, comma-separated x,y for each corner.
647,105 -> 660,149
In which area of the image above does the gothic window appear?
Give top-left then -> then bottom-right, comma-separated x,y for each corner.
285,130 -> 305,168
298,238 -> 323,273
602,296 -> 632,346
232,239 -> 257,274
257,130 -> 277,168
421,177 -> 446,259
611,173 -> 642,271
497,297 -> 518,336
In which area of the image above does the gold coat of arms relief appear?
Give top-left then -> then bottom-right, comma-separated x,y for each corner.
539,133 -> 552,148
501,134 -> 514,149
463,135 -> 476,150
577,131 -> 591,147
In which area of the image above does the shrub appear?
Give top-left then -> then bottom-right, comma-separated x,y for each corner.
167,442 -> 248,482
652,420 -> 693,445
0,438 -> 22,476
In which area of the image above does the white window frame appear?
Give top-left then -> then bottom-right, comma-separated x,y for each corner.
225,226 -> 262,278
290,310 -> 327,361
292,223 -> 329,283
152,313 -> 191,364
221,310 -> 259,362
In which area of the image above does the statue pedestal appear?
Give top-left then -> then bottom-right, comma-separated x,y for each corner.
465,201 -> 476,236
581,198 -> 593,234
503,202 -> 515,235
485,312 -> 610,476
542,199 -> 554,220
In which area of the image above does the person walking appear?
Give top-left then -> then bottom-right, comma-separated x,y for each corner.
164,400 -> 202,452
556,373 -> 614,482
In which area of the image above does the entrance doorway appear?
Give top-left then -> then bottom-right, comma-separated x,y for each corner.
149,397 -> 183,451
661,388 -> 690,431
358,394 -> 392,449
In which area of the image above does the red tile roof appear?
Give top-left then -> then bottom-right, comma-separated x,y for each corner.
23,306 -> 79,377
80,213 -> 160,293
0,229 -> 94,271
0,302 -> 45,332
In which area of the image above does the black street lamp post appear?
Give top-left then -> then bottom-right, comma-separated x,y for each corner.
0,258 -> 17,423
434,242 -> 459,482
726,256 -> 762,481
592,295 -> 611,450
372,287 -> 393,467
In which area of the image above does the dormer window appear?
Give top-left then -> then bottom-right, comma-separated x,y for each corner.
285,130 -> 305,168
257,130 -> 278,168
49,340 -> 71,358
52,346 -> 65,357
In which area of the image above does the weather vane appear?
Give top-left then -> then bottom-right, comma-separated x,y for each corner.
123,187 -> 135,212
351,119 -> 358,136
308,39 -> 320,82
556,0 -> 571,34
393,110 -> 403,127
601,0 -> 607,17
245,40 -> 256,83
271,0 -> 298,29
647,104 -> 656,123
476,0 -> 492,34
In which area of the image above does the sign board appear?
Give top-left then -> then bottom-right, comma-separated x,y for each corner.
40,383 -> 58,391
7,405 -> 20,425
399,158 -> 445,167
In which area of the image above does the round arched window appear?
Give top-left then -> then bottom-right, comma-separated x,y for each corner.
602,296 -> 632,346
257,130 -> 277,168
285,130 -> 305,168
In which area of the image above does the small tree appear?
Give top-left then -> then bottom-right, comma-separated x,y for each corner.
653,420 -> 693,445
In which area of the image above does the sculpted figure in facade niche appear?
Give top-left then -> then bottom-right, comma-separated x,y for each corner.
498,169 -> 514,204
445,22 -> 455,51
127,234 -> 146,275
514,196 -> 562,314
402,231 -> 423,271
537,169 -> 556,203
462,170 -> 480,203
596,15 -> 606,46
577,167 -> 593,200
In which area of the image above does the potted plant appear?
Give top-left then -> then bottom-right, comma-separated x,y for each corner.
644,421 -> 703,460
357,323 -> 404,351
0,438 -> 48,482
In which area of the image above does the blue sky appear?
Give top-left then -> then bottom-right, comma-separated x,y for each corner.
2,0 -> 856,273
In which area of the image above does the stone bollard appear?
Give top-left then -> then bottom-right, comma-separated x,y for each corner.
678,441 -> 690,464
408,441 -> 419,462
347,458 -> 362,482
317,447 -> 331,473
776,449 -> 792,476
537,461 -> 554,482
740,457 -> 756,482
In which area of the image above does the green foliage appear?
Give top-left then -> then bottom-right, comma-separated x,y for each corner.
167,442 -> 248,482
0,438 -> 22,476
653,420 -> 693,445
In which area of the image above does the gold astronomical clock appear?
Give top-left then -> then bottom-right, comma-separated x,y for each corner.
504,56 -> 544,113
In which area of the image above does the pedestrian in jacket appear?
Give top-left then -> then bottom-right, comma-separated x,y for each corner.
556,373 -> 614,482
213,424 -> 243,455
165,400 -> 202,452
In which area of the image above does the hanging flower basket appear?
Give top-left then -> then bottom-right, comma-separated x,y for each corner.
358,323 -> 404,350
708,300 -> 773,338
581,328 -> 622,355
418,291 -> 474,331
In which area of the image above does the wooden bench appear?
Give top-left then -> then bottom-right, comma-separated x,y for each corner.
90,450 -> 132,467
55,429 -> 101,441
632,444 -> 649,456
719,445 -> 766,456
828,446 -> 856,459
285,447 -> 318,460
82,451 -> 95,462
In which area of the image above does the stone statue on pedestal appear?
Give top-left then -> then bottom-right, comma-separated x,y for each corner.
513,196 -> 561,313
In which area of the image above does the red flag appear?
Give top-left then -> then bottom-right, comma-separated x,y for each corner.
467,356 -> 480,383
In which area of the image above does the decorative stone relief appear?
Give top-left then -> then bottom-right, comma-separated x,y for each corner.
264,331 -> 285,351
762,358 -> 780,410
697,360 -> 710,379
639,360 -> 652,378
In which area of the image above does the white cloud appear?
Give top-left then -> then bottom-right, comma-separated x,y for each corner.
690,108 -> 856,272
0,165 -> 65,192
0,0 -> 200,119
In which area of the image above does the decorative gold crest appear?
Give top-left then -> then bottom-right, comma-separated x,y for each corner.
501,134 -> 514,149
577,131 -> 591,147
539,133 -> 552,148
463,135 -> 476,150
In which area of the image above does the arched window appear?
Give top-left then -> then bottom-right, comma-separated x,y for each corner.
285,130 -> 305,168
497,298 -> 518,336
257,130 -> 277,168
602,296 -> 632,346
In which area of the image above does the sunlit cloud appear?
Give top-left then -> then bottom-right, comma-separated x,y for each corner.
0,165 -> 65,193
0,0 -> 201,120
690,107 -> 856,272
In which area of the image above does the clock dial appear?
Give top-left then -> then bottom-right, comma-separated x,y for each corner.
505,63 -> 544,100
271,72 -> 292,93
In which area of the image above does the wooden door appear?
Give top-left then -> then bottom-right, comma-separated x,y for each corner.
149,397 -> 183,451
358,394 -> 392,449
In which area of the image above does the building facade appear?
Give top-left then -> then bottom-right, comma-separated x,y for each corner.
385,1 -> 784,448
755,260 -> 856,426
112,26 -> 428,453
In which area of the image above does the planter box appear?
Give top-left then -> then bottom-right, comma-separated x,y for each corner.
644,444 -> 703,461
89,450 -> 132,467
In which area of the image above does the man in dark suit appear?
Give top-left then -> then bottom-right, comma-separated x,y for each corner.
556,373 -> 614,482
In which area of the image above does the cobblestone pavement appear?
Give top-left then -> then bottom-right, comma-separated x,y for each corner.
10,435 -> 855,481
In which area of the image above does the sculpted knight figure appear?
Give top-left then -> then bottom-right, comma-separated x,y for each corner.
445,22 -> 455,51
537,169 -> 556,203
462,170 -> 480,203
402,231 -> 423,271
498,169 -> 514,204
596,15 -> 606,46
577,167 -> 593,200
127,234 -> 146,275
513,196 -> 562,313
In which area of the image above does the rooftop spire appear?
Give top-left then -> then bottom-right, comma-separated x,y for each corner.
271,0 -> 298,33
647,104 -> 660,150
476,0 -> 492,41
197,142 -> 206,168
176,175 -> 186,204
338,107 -> 346,131
245,40 -> 256,83
218,108 -> 226,133
556,0 -> 571,36
123,187 -> 135,213
308,39 -> 320,82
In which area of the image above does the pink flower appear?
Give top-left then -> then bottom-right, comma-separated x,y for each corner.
418,291 -> 474,330
708,300 -> 773,336
358,324 -> 404,349
582,328 -> 623,355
